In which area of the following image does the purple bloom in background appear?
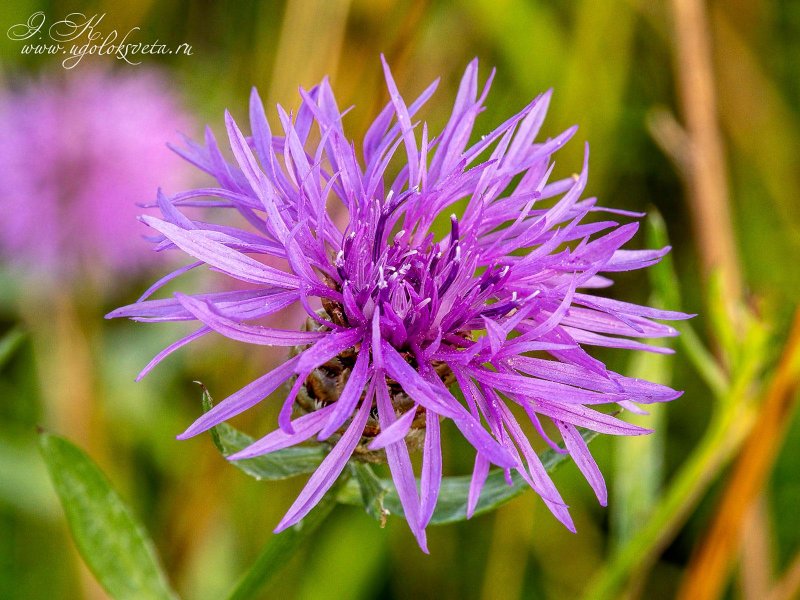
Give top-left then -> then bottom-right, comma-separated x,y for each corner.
0,69 -> 192,282
110,57 -> 690,551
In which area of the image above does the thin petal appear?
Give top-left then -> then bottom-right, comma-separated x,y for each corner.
556,420 -> 607,506
141,216 -> 299,289
274,395 -> 372,532
367,406 -> 417,450
419,411 -> 442,528
375,374 -> 428,552
175,293 -> 324,346
318,347 -> 372,439
178,355 -> 300,439
228,405 -> 337,460
467,453 -> 490,518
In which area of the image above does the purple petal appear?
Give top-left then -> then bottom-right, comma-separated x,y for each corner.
136,326 -> 209,381
419,410 -> 442,527
133,261 -> 203,304
367,406 -> 417,450
175,293 -> 325,346
556,420 -> 607,506
224,111 -> 291,244
141,216 -> 299,289
178,355 -> 300,439
527,399 -> 652,436
467,453 -> 490,518
495,400 -> 575,531
563,327 -> 675,354
380,341 -> 459,419
295,328 -> 365,373
318,347 -> 372,439
274,394 -> 372,532
375,375 -> 428,552
228,404 -> 337,460
572,293 -> 694,321
381,55 -> 419,188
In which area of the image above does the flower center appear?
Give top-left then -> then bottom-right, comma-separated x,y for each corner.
291,312 -> 456,462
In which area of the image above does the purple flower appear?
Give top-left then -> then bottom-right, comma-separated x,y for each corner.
109,57 -> 690,552
0,69 -> 192,282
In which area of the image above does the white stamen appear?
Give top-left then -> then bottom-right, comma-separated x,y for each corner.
377,266 -> 388,289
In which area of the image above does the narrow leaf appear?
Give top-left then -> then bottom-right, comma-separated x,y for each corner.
38,432 -> 177,600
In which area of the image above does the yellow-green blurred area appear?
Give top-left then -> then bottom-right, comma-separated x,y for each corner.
1,0 -> 799,599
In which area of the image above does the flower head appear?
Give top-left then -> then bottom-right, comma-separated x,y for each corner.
110,57 -> 690,551
0,68 -> 192,282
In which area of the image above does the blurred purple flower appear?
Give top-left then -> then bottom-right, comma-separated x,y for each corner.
110,57 -> 690,551
0,69 -> 192,281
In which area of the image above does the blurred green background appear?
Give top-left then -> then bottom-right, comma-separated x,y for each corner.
1,1 -> 799,599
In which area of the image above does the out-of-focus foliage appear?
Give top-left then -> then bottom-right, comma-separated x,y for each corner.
1,1 -> 798,599
38,432 -> 178,600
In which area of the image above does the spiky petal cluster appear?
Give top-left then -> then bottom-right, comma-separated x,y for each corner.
110,57 -> 690,552
0,68 -> 191,281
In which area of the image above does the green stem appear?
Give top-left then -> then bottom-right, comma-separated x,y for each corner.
226,491 -> 338,600
676,321 -> 729,398
583,399 -> 755,599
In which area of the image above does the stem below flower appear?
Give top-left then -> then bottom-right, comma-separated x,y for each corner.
226,486 -> 340,600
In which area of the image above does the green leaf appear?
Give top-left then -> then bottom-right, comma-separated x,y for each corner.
339,429 -> 597,525
613,340 -> 670,548
646,212 -> 728,397
608,211 -> 677,546
38,432 -> 177,600
226,484 -> 340,600
645,211 -> 681,310
199,384 -> 326,481
0,327 -> 25,369
350,462 -> 388,525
